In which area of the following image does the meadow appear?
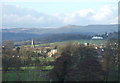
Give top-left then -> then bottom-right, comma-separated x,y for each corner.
2,66 -> 53,81
33,39 -> 107,47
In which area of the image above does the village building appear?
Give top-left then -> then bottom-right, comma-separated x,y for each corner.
84,43 -> 89,46
47,49 -> 57,57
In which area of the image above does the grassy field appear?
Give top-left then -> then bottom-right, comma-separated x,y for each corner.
3,70 -> 50,81
75,39 -> 107,44
33,39 -> 108,47
3,66 -> 53,81
3,69 -> 118,81
20,66 -> 54,70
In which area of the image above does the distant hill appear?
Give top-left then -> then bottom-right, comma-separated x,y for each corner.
2,24 -> 117,34
34,33 -> 92,43
2,32 -> 40,41
2,24 -> 118,42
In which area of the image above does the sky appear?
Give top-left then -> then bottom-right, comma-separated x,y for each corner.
1,0 -> 119,28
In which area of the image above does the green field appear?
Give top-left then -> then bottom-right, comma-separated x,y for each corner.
3,66 -> 53,81
3,70 -> 50,81
3,67 -> 118,81
20,66 -> 54,70
75,39 -> 107,44
33,39 -> 108,47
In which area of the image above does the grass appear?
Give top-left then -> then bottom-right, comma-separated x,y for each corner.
41,39 -> 107,46
3,70 -> 50,81
23,39 -> 107,47
41,66 -> 54,70
75,39 -> 107,45
20,66 -> 54,70
52,39 -> 107,46
3,66 -> 53,81
3,68 -> 118,81
7,65 -> 54,70
21,66 -> 37,70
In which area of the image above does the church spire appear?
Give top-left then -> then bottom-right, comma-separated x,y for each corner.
31,39 -> 35,48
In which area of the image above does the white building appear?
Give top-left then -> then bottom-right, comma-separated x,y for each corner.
92,36 -> 103,40
84,43 -> 89,46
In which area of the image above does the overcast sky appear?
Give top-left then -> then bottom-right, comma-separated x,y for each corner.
1,0 -> 119,28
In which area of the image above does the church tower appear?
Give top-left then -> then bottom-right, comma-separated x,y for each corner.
31,39 -> 35,48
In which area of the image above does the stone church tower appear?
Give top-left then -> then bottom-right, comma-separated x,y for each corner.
31,39 -> 35,48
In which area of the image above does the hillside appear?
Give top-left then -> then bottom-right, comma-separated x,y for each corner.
2,24 -> 118,42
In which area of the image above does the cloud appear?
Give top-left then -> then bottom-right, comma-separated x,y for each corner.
1,0 -> 119,3
110,17 -> 118,24
60,5 -> 117,25
2,4 -> 117,28
2,4 -> 51,27
92,5 -> 115,21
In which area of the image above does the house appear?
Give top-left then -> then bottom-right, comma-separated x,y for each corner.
84,43 -> 89,46
47,49 -> 57,57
